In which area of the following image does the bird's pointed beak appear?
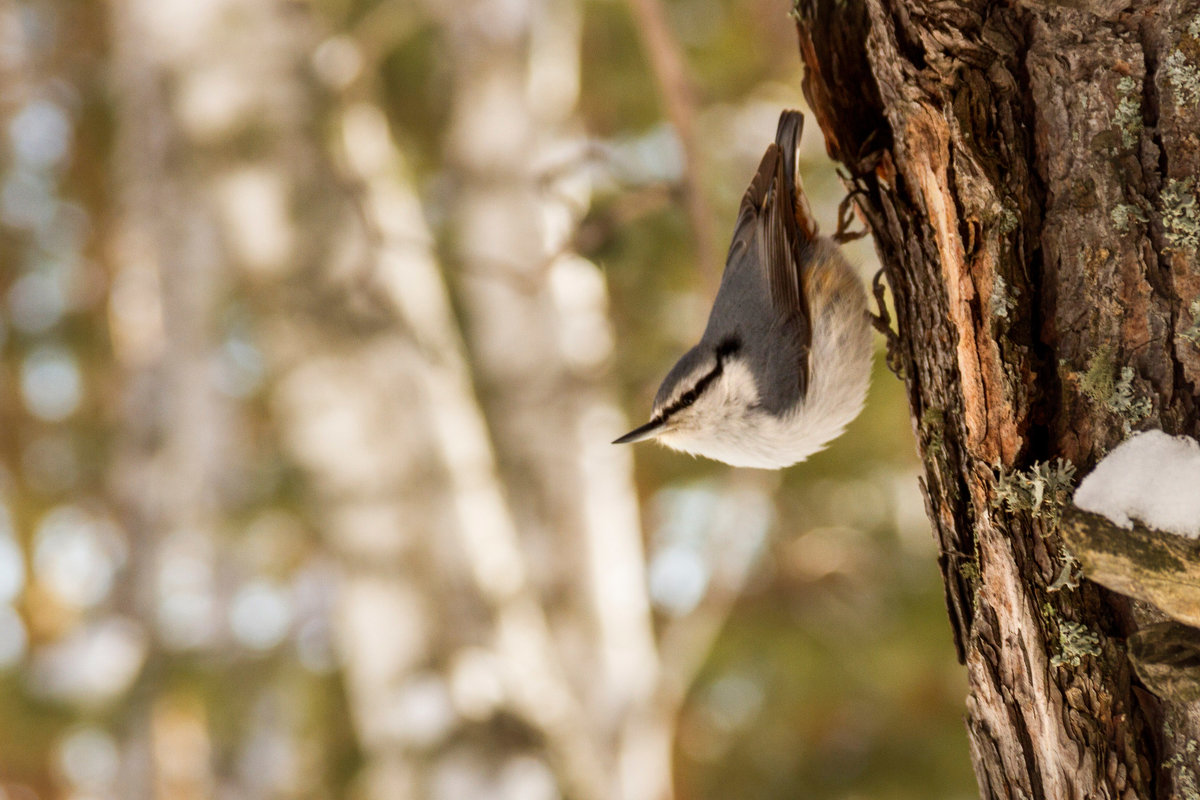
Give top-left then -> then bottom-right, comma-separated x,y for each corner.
612,417 -> 666,445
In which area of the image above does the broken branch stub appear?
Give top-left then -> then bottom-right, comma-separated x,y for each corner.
1061,507 -> 1200,628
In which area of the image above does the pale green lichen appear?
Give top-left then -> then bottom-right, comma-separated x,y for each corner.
1080,347 -> 1152,434
1048,547 -> 1082,592
1164,49 -> 1200,109
1162,177 -> 1200,251
1110,366 -> 1153,434
921,406 -> 945,459
959,556 -> 980,586
1080,346 -> 1116,403
1181,299 -> 1200,347
1114,76 -> 1143,149
1166,741 -> 1200,800
990,274 -> 1018,320
994,458 -> 1077,527
1051,619 -> 1102,667
997,206 -> 1020,235
1110,203 -> 1147,232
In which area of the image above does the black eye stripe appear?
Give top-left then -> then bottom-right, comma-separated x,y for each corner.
660,369 -> 718,418
657,336 -> 741,420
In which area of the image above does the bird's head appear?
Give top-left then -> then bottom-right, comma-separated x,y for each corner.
613,337 -> 758,458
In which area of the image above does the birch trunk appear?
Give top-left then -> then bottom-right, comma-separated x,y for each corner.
102,0 -> 777,796
276,0 -> 673,795
107,1 -> 243,796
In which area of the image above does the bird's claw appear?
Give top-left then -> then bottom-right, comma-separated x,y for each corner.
833,186 -> 870,244
867,268 -> 903,377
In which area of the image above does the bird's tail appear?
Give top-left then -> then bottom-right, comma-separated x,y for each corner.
736,109 -> 812,247
775,109 -> 818,244
775,110 -> 804,200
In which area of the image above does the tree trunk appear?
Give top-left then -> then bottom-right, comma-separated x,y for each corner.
107,1 -> 249,795
793,1 -> 1200,798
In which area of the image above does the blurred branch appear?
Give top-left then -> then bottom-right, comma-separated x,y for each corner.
316,6 -> 682,799
329,102 -> 612,800
107,1 -> 236,796
453,182 -> 674,295
575,183 -> 674,250
350,1 -> 422,68
624,0 -> 720,294
656,546 -> 759,710
434,2 -> 666,796
651,475 -> 776,737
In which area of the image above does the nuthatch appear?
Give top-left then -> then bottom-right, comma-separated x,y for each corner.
614,110 -> 872,469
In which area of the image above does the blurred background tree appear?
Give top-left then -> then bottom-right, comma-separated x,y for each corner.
0,0 -> 973,798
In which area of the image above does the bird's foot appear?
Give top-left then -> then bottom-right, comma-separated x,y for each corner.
833,185 -> 870,244
867,268 -> 903,377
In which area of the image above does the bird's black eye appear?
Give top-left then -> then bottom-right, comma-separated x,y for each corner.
661,360 -> 725,419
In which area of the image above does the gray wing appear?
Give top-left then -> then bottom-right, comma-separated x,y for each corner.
732,122 -> 813,397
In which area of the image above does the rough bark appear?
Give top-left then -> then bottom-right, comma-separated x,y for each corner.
794,1 -> 1200,798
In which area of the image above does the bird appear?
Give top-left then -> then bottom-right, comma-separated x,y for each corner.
613,110 -> 872,469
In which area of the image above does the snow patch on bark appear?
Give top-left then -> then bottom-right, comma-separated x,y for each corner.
1073,430 -> 1200,538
